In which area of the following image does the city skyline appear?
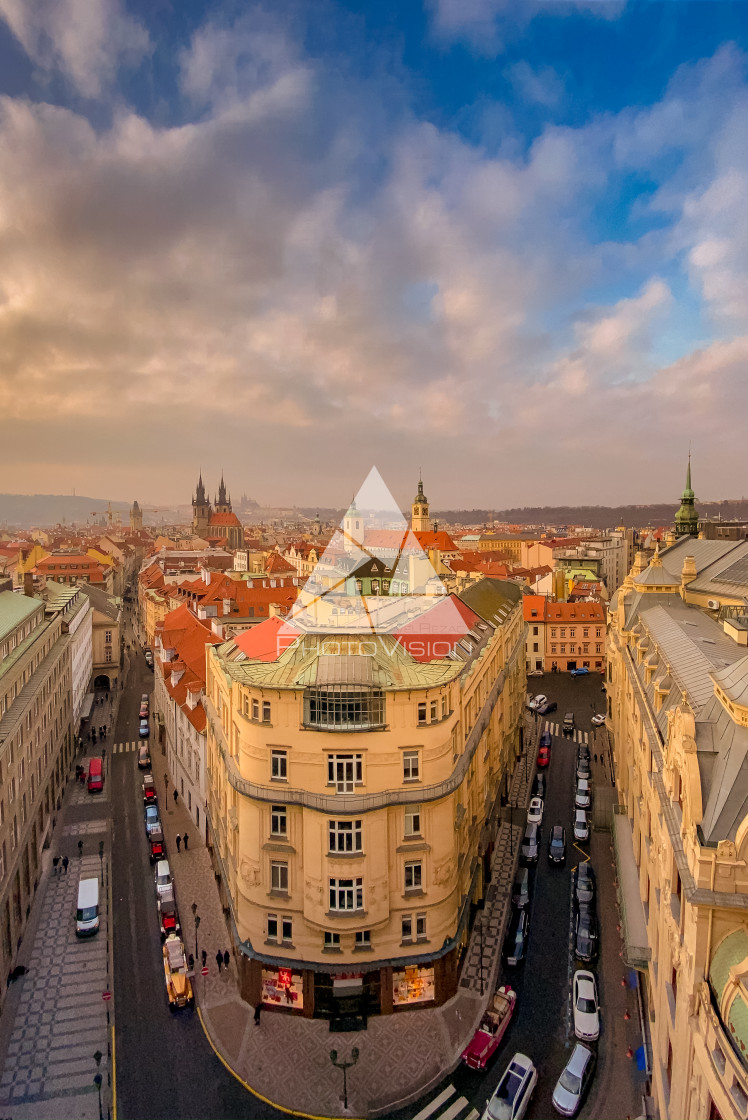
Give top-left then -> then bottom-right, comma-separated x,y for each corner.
1,1 -> 747,505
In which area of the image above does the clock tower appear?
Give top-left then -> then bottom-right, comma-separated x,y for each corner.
411,476 -> 431,533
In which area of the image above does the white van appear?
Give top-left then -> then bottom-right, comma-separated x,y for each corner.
75,877 -> 100,937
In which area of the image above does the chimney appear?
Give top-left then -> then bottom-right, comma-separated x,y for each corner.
23,572 -> 34,597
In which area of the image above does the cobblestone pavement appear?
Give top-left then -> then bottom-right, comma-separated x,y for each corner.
0,847 -> 111,1119
149,716 -> 540,1118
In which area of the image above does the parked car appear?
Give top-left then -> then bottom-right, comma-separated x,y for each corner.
576,756 -> 591,780
504,909 -> 530,966
527,669 -> 544,677
512,868 -> 531,910
154,859 -> 173,899
138,743 -> 151,770
528,695 -> 547,711
139,702 -> 149,719
539,730 -> 552,749
521,823 -> 540,864
573,971 -> 600,1041
141,693 -> 149,703
145,804 -> 162,838
482,1053 -> 537,1120
527,797 -> 544,825
573,810 -> 589,843
145,650 -> 154,668
591,713 -> 605,726
162,934 -> 194,1010
573,864 -> 596,906
139,718 -> 150,739
142,775 -> 158,805
575,779 -> 591,810
577,743 -> 590,763
552,1043 -> 596,1116
87,757 -> 104,794
158,890 -> 180,938
548,825 -> 566,865
570,667 -> 590,677
537,747 -> 550,769
562,712 -> 575,736
532,773 -> 546,800
536,700 -> 557,716
461,986 -> 517,1071
149,836 -> 166,864
574,904 -> 599,963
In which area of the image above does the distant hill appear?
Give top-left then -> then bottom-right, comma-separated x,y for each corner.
0,494 -> 130,529
432,501 -> 748,530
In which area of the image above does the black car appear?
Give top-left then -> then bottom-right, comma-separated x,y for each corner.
536,700 -> 557,716
575,904 -> 599,962
548,824 -> 566,865
576,757 -> 591,780
562,712 -> 575,735
504,908 -> 530,966
577,744 -> 590,763
532,772 -> 546,800
573,863 -> 597,906
539,730 -> 552,749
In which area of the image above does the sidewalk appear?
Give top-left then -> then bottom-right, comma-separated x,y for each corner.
155,716 -> 540,1118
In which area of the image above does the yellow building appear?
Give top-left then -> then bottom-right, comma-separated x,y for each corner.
205,577 -> 525,1020
608,536 -> 748,1120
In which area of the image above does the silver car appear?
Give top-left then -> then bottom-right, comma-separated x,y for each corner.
483,1053 -> 538,1120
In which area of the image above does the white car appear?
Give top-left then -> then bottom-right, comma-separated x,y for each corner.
552,1043 -> 596,1116
573,970 -> 600,1041
527,797 -> 544,825
591,714 -> 605,726
528,694 -> 547,711
527,669 -> 544,677
575,779 -> 591,810
483,1053 -> 538,1120
573,809 -> 589,842
154,859 -> 173,899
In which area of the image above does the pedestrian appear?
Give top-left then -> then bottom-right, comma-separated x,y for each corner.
188,953 -> 195,972
176,834 -> 181,852
253,1004 -> 261,1025
62,855 -> 69,874
105,691 -> 109,700
183,833 -> 189,850
216,950 -> 223,973
223,949 -> 230,970
201,949 -> 207,968
78,840 -> 83,858
173,789 -> 178,806
594,752 -> 598,764
52,856 -> 60,876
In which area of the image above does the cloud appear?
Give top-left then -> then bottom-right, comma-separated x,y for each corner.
508,61 -> 564,107
428,0 -> 623,52
0,9 -> 745,507
0,0 -> 150,98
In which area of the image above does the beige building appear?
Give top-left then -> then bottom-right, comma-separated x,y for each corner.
608,536 -> 748,1120
79,584 -> 122,690
0,590 -> 77,1000
205,577 -> 525,1021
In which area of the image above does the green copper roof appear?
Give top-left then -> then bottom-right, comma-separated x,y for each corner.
727,991 -> 748,1069
0,591 -> 42,645
710,928 -> 748,1003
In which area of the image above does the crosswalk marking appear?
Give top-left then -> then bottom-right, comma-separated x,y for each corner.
439,1098 -> 468,1120
112,740 -> 149,753
412,1085 -> 456,1120
464,1111 -> 479,1120
542,722 -> 589,745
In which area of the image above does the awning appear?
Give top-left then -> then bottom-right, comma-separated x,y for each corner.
79,692 -> 95,721
613,810 -> 651,971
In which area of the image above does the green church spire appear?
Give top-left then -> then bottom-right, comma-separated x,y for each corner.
674,451 -> 698,537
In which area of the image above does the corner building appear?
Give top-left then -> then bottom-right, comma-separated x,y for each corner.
205,578 -> 525,1019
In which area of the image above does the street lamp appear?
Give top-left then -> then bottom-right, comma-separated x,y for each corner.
98,840 -> 104,880
330,1047 -> 359,1112
193,906 -> 201,962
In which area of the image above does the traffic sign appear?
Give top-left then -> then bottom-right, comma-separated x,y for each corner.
102,991 -> 112,1002
201,966 -> 209,976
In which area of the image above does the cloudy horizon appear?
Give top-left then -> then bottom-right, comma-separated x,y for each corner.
0,0 -> 747,509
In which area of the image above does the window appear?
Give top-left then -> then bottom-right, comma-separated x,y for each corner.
281,917 -> 293,943
405,861 -> 422,892
270,805 -> 287,837
570,628 -> 576,638
583,628 -> 589,638
402,915 -> 412,942
551,628 -> 557,638
271,750 -> 287,781
532,643 -> 538,652
252,699 -> 260,720
430,700 -> 437,721
267,913 -> 278,941
441,696 -> 448,718
595,644 -> 602,654
327,754 -> 363,793
560,628 -> 566,638
532,626 -> 538,636
329,820 -> 363,853
417,703 -> 427,725
402,913 -> 426,942
405,806 -> 421,837
305,688 -> 384,730
262,701 -> 271,723
105,630 -> 112,643
403,751 -> 420,782
596,628 -> 602,638
8,778 -> 15,804
551,644 -> 557,654
329,877 -> 363,911
324,931 -> 340,949
416,913 -> 426,938
355,930 -> 371,948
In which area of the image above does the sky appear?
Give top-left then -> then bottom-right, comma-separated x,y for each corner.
1,0 -> 748,510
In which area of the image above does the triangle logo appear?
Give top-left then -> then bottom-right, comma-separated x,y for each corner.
277,467 -> 472,657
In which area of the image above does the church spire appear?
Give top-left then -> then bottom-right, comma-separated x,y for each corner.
674,451 -> 698,538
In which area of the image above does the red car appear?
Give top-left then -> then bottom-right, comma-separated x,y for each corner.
537,747 -> 551,768
150,837 -> 166,864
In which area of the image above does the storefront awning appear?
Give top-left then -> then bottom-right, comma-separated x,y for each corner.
79,692 -> 95,721
613,810 -> 651,971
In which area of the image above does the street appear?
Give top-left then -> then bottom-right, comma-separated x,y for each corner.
110,607 -> 283,1120
389,672 -> 644,1120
